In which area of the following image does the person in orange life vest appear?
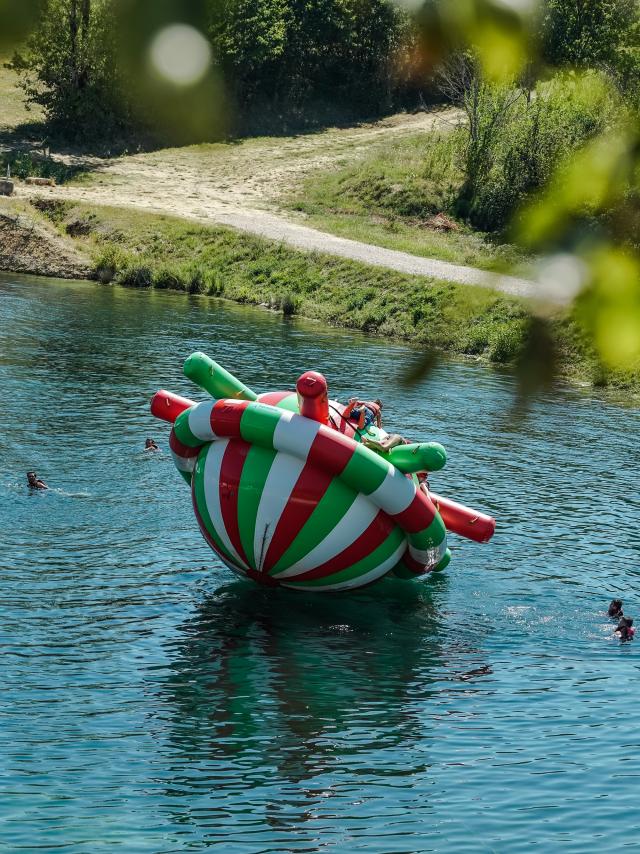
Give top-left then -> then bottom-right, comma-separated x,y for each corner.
343,398 -> 383,430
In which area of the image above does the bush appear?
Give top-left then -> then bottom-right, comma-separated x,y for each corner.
18,0 -> 131,143
0,151 -> 78,184
184,265 -> 207,294
281,293 -> 298,316
93,245 -> 128,283
207,272 -> 225,296
117,264 -> 153,288
152,265 -> 184,291
488,323 -> 527,363
453,70 -> 617,231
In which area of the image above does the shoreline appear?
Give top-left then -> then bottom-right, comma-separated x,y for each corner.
0,203 -> 92,279
1,196 -> 637,401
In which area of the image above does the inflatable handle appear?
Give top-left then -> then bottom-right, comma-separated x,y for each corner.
296,370 -> 329,424
430,492 -> 496,543
184,352 -> 257,401
151,390 -> 195,423
387,442 -> 447,473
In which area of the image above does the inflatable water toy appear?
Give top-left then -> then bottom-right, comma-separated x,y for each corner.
151,352 -> 496,591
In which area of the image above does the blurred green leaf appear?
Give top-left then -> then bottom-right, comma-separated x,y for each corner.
400,348 -> 439,386
0,0 -> 43,50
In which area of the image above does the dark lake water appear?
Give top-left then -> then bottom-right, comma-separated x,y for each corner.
2,272 -> 640,852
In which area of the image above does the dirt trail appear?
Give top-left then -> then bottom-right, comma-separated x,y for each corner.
20,110 -> 543,300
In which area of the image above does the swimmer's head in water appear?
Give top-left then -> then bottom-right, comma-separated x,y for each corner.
609,599 -> 624,617
616,615 -> 634,639
27,471 -> 37,483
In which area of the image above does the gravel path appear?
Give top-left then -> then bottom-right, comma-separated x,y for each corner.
197,205 -> 539,299
20,111 -> 548,302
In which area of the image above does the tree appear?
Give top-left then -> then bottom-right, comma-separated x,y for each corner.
208,0 -> 288,106
207,0 -> 414,130
19,0 -> 129,142
540,0 -> 640,70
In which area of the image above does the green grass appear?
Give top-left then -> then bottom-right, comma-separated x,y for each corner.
24,198 -> 637,394
287,129 -> 529,274
0,49 -> 43,134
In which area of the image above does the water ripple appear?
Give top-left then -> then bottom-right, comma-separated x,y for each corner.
2,273 -> 640,852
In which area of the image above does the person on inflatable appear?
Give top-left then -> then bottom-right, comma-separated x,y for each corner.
363,432 -> 408,451
344,398 -> 383,430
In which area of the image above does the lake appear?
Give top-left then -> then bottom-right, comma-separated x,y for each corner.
2,272 -> 640,852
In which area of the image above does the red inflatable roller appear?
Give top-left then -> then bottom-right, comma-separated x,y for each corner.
296,370 -> 329,424
430,492 -> 496,543
151,389 -> 195,424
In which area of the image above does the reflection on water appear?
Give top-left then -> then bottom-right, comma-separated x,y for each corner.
155,577 -> 496,846
163,581 -> 446,761
2,273 -> 640,852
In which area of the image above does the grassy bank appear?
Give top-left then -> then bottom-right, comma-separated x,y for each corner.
15,198 -> 637,394
287,129 -> 529,274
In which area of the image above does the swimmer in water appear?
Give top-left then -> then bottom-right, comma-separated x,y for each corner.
27,471 -> 48,490
615,616 -> 635,641
608,599 -> 624,618
144,438 -> 159,452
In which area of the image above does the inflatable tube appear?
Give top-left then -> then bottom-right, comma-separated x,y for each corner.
430,493 -> 496,543
151,353 -> 495,591
151,389 -> 195,423
385,442 -> 447,473
184,352 -> 257,401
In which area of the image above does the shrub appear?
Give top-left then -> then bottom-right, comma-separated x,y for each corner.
0,151 -> 78,184
184,265 -> 209,294
30,198 -> 67,221
65,218 -> 94,237
452,69 -> 617,231
153,265 -> 184,291
117,264 -> 153,288
207,272 -> 225,296
488,322 -> 527,363
460,324 -> 490,355
93,245 -> 128,283
17,0 -> 131,143
281,293 -> 298,316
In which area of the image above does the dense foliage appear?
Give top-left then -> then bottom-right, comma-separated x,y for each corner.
540,0 -> 640,72
293,69 -> 617,236
443,65 -> 617,231
16,0 -> 418,141
209,0 -> 414,130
